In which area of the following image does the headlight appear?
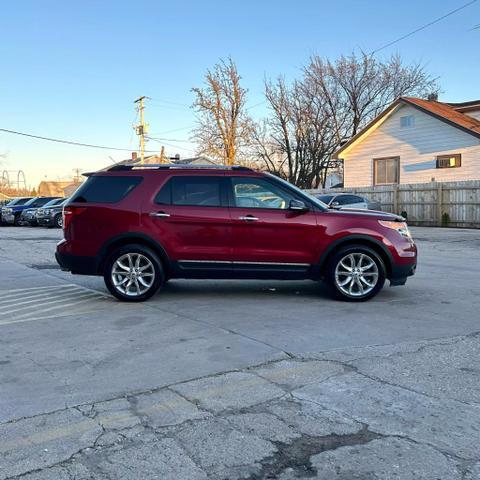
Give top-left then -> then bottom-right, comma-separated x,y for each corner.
378,220 -> 412,239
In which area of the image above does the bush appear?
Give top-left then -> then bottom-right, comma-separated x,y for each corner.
441,212 -> 450,227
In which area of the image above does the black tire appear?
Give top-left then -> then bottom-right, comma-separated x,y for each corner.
54,213 -> 63,228
13,214 -> 21,226
325,244 -> 386,302
103,244 -> 164,302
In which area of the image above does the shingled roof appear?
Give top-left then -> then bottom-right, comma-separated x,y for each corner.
334,97 -> 480,157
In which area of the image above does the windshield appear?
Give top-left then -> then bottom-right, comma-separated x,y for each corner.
265,173 -> 329,210
43,198 -> 65,208
317,194 -> 334,204
25,197 -> 58,207
7,197 -> 31,206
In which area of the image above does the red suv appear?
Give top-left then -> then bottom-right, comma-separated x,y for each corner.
56,165 -> 417,302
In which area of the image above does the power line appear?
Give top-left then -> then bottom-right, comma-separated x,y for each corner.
149,125 -> 194,135
246,100 -> 268,111
149,97 -> 190,108
371,0 -> 478,54
146,136 -> 195,153
0,128 -> 160,153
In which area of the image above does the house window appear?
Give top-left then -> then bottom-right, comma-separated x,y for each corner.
400,115 -> 415,128
373,157 -> 400,185
436,154 -> 461,169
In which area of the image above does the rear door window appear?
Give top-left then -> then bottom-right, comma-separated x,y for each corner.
72,176 -> 142,203
155,176 -> 225,207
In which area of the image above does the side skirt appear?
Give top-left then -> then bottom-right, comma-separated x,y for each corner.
171,260 -> 314,280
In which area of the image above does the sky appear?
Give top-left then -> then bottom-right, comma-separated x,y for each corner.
0,0 -> 479,187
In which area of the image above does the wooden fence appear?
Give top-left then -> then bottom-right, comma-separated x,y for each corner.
307,180 -> 480,228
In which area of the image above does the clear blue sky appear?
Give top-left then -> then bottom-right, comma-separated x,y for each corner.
1,0 -> 479,187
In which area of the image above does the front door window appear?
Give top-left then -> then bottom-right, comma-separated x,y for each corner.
231,178 -> 295,209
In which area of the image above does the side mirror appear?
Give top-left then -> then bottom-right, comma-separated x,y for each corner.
331,201 -> 340,207
289,199 -> 309,211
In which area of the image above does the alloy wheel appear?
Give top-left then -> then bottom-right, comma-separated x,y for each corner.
334,252 -> 379,297
111,253 -> 155,297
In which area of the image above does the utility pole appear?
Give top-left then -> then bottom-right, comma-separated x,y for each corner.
134,96 -> 149,164
72,168 -> 81,183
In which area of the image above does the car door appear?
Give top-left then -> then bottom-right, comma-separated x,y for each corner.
228,175 -> 320,273
144,173 -> 233,274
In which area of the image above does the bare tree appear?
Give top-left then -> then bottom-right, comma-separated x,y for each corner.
191,58 -> 253,165
255,52 -> 439,188
305,52 -> 440,139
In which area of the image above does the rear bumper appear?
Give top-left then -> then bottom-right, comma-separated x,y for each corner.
55,251 -> 99,275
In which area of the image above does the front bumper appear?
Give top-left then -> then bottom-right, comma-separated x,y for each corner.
37,217 -> 54,226
389,262 -> 416,286
2,214 -> 15,224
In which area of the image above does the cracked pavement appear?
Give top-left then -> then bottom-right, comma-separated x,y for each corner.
1,226 -> 480,479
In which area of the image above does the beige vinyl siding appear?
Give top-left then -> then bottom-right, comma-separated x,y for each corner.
343,104 -> 480,187
465,110 -> 480,121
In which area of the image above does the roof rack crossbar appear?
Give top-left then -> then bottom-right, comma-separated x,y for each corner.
107,164 -> 252,171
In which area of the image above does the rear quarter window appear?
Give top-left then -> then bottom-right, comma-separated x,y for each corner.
72,176 -> 143,203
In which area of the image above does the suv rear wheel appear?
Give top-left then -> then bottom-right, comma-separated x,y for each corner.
103,244 -> 164,302
326,245 -> 386,301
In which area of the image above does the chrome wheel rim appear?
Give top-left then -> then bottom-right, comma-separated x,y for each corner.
334,252 -> 379,297
111,253 -> 155,296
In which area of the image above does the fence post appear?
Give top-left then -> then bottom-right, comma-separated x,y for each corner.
393,185 -> 399,214
436,183 -> 443,226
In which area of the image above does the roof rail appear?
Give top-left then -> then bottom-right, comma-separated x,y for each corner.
107,163 -> 253,172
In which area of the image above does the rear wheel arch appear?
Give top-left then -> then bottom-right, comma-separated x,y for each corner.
98,234 -> 170,276
319,235 -> 393,278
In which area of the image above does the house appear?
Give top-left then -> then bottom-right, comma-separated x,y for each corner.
333,97 -> 480,187
37,180 -> 83,197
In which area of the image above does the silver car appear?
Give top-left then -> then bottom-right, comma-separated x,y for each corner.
317,193 -> 382,211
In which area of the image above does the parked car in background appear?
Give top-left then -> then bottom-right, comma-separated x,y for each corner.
316,193 -> 382,211
36,198 -> 67,228
3,197 -> 60,226
1,197 -> 33,225
56,164 -> 416,303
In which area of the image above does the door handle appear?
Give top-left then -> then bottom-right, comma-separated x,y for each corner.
239,215 -> 259,221
149,211 -> 171,218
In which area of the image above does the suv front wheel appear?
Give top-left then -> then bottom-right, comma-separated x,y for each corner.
326,245 -> 386,301
104,244 -> 164,302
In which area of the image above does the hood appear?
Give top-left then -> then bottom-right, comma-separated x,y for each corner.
327,207 -> 405,222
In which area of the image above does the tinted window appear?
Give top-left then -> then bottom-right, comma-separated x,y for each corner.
43,198 -> 64,208
34,198 -> 57,207
336,195 -> 363,205
167,177 -> 223,207
232,178 -> 295,209
23,197 -> 55,207
317,194 -> 334,204
72,176 -> 142,203
155,180 -> 172,205
7,197 -> 31,206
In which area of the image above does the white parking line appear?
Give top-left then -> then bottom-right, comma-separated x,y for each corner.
0,285 -> 77,293
0,285 -> 112,326
0,287 -> 81,307
1,291 -> 100,315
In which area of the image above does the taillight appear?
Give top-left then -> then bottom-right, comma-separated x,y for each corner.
62,206 -> 86,230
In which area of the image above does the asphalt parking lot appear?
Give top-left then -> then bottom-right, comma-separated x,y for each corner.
1,226 -> 480,479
